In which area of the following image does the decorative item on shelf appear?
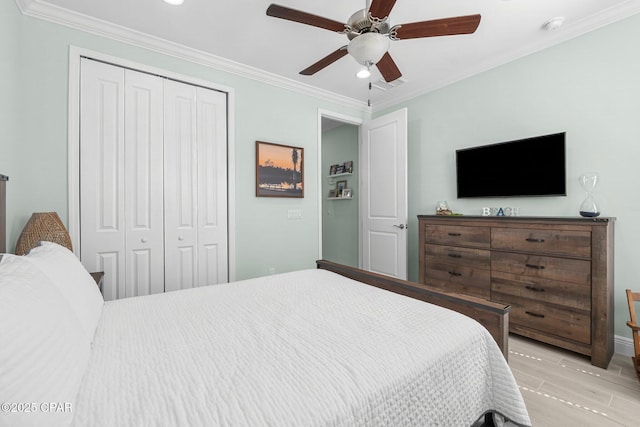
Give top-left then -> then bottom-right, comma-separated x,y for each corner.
328,189 -> 337,198
15,212 -> 73,255
435,201 -> 452,216
482,207 -> 520,217
579,172 -> 600,217
329,164 -> 338,175
344,161 -> 353,173
336,180 -> 347,197
342,188 -> 352,198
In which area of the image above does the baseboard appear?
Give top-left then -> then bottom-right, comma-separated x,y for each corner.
615,335 -> 634,357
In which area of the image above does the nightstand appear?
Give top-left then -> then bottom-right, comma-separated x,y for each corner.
90,271 -> 104,294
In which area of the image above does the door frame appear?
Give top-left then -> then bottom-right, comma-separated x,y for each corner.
67,46 -> 237,281
317,109 -> 363,264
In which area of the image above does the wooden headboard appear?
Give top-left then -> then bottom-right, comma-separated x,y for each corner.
0,174 -> 7,253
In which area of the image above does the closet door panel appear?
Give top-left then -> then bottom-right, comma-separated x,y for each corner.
124,69 -> 165,297
80,58 -> 126,301
196,87 -> 228,286
164,80 -> 198,292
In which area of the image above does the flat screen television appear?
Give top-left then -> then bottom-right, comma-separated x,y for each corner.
456,132 -> 566,198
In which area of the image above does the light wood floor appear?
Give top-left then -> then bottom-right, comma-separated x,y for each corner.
508,335 -> 640,426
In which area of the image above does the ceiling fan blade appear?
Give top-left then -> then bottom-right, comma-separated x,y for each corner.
267,4 -> 346,33
369,0 -> 398,19
300,47 -> 348,76
376,52 -> 402,82
393,14 -> 481,40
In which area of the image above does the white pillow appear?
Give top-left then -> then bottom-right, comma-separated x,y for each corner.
24,241 -> 104,342
0,254 -> 90,427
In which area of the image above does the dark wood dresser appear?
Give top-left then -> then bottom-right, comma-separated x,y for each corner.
418,215 -> 615,368
0,174 -> 7,253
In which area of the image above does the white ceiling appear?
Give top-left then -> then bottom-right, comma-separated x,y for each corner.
15,0 -> 640,110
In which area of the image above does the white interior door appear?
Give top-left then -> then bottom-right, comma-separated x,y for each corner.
164,81 -> 228,291
124,69 -> 165,297
80,59 -> 126,301
360,108 -> 408,279
164,79 -> 199,292
80,58 -> 229,299
196,87 -> 228,286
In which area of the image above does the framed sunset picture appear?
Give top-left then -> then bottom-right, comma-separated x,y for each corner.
256,141 -> 304,198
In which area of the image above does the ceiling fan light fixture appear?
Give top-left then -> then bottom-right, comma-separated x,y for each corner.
347,33 -> 390,66
163,0 -> 184,5
356,68 -> 371,79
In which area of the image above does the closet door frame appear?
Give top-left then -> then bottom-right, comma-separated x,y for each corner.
68,46 -> 237,282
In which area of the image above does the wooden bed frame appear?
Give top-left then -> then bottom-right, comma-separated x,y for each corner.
317,260 -> 511,358
0,174 -> 7,253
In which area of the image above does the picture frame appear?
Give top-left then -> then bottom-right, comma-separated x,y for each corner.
344,161 -> 353,173
329,164 -> 338,175
342,188 -> 352,198
256,141 -> 304,198
335,180 -> 347,197
328,189 -> 337,198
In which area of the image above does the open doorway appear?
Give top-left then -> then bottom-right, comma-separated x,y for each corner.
318,108 -> 408,279
318,111 -> 362,268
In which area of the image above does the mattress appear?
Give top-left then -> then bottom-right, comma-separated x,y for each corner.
71,269 -> 531,426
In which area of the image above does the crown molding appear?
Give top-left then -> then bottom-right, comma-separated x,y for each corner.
14,0 -> 370,113
372,0 -> 640,111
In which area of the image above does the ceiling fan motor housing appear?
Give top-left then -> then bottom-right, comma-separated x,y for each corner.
346,9 -> 390,40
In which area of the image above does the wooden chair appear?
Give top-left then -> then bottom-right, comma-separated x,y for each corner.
626,289 -> 640,381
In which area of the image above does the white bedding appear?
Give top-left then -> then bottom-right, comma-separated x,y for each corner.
71,269 -> 531,427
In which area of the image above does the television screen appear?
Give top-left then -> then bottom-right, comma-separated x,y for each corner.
456,132 -> 566,198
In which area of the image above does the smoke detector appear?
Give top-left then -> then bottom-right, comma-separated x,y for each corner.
543,17 -> 565,31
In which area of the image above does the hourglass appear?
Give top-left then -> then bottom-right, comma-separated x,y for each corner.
578,172 -> 600,217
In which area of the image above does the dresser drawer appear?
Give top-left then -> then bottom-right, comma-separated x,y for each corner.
424,260 -> 490,299
424,224 -> 490,248
500,295 -> 591,344
492,227 -> 591,258
491,252 -> 591,285
491,271 -> 591,311
425,244 -> 490,270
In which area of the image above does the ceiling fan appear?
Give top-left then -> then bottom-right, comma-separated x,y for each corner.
266,0 -> 481,82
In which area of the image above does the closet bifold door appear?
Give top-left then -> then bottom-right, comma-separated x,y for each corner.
81,58 -> 229,300
80,59 -> 126,301
123,69 -> 165,298
195,87 -> 229,287
163,81 -> 228,291
80,59 -> 165,301
163,79 -> 199,291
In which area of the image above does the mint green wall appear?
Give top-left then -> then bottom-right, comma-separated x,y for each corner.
321,124 -> 359,268
378,14 -> 640,339
0,0 -> 365,279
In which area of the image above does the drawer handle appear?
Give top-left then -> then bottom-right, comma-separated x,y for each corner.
448,253 -> 462,259
525,263 -> 545,270
448,232 -> 462,237
525,285 -> 545,292
448,271 -> 462,277
525,311 -> 545,318
525,238 -> 545,243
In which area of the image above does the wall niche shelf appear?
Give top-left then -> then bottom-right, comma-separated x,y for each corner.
327,172 -> 352,179
328,196 -> 353,200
